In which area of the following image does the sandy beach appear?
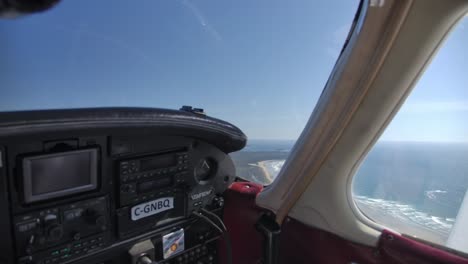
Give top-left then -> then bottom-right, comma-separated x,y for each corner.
256,161 -> 273,183
250,160 -> 285,185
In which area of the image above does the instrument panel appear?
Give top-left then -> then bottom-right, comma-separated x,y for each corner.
0,107 -> 246,264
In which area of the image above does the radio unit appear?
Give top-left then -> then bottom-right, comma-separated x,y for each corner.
14,196 -> 110,264
118,151 -> 192,206
119,151 -> 188,178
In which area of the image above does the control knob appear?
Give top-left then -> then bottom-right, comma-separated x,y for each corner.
85,209 -> 107,230
194,158 -> 216,184
212,196 -> 224,208
44,214 -> 63,241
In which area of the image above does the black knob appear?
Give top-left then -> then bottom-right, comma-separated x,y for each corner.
212,197 -> 224,208
47,224 -> 63,241
95,215 -> 106,226
85,209 -> 107,231
85,209 -> 104,224
73,232 -> 81,240
43,214 -> 62,241
195,158 -> 216,183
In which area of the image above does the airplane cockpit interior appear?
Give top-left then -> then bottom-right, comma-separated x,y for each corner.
3,0 -> 468,263
0,107 -> 243,264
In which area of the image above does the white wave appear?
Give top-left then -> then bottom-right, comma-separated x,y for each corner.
355,195 -> 454,235
260,160 -> 285,180
425,189 -> 448,200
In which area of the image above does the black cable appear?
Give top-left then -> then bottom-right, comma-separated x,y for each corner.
222,229 -> 233,264
192,211 -> 224,234
192,211 -> 233,264
200,208 -> 227,231
199,209 -> 232,264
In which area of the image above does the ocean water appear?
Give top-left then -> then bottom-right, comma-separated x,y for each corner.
238,140 -> 468,241
242,139 -> 295,152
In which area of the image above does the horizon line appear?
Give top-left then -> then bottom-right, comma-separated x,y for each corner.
247,138 -> 468,143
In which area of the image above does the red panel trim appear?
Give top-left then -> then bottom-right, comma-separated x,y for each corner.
218,182 -> 264,264
219,181 -> 468,264
279,218 -> 377,264
228,181 -> 263,196
378,230 -> 468,264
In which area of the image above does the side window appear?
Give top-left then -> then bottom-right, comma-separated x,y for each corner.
352,17 -> 468,253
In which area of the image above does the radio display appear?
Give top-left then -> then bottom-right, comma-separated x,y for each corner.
22,149 -> 98,203
138,177 -> 172,193
140,155 -> 177,171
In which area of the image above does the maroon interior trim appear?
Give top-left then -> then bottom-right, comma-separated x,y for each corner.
378,230 -> 468,264
219,182 -> 264,264
220,181 -> 468,264
280,218 -> 377,264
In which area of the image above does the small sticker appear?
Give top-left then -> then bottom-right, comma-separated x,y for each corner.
131,197 -> 174,221
163,228 -> 185,259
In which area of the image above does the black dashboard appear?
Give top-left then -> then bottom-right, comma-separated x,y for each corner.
0,107 -> 246,264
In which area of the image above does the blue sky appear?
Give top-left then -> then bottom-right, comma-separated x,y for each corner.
1,1 -> 467,142
382,18 -> 468,142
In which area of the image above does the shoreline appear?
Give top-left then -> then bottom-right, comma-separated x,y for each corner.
356,199 -> 448,245
248,159 -> 285,184
257,160 -> 274,183
247,162 -> 273,184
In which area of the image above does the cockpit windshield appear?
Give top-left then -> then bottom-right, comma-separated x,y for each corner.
2,0 -> 359,184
